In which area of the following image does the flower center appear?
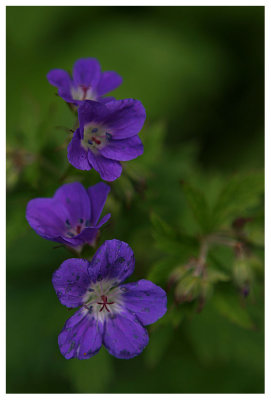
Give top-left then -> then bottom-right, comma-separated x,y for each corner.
65,218 -> 90,238
97,295 -> 114,312
82,279 -> 124,322
81,124 -> 112,152
71,84 -> 96,101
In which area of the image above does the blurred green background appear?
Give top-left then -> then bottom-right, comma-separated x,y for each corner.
6,6 -> 264,393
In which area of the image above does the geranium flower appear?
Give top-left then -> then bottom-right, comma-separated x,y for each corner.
26,182 -> 110,248
52,239 -> 167,359
68,99 -> 145,181
47,58 -> 122,105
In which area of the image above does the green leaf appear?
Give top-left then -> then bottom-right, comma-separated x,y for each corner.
67,347 -> 113,393
208,268 -> 231,283
180,181 -> 211,233
187,302 -> 263,368
145,324 -> 174,368
212,171 -> 264,228
212,292 -> 254,330
141,121 -> 166,169
244,213 -> 264,246
148,257 -> 186,285
150,212 -> 198,257
208,245 -> 235,273
151,211 -> 174,238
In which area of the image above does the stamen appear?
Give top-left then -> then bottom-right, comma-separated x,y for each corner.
79,85 -> 89,101
82,124 -> 108,151
97,295 -> 114,312
76,225 -> 82,234
92,136 -> 101,145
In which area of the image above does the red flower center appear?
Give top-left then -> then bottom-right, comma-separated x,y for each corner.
76,225 -> 82,234
79,85 -> 89,101
91,136 -> 101,145
97,295 -> 114,312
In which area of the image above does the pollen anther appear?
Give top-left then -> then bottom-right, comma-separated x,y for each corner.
97,295 -> 114,312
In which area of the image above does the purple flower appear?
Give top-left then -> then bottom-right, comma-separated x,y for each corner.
67,99 -> 146,181
26,182 -> 111,249
47,58 -> 122,105
52,239 -> 167,359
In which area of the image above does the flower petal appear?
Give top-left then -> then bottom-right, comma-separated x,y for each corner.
100,135 -> 144,161
95,213 -> 111,228
105,99 -> 146,139
58,308 -> 103,359
99,96 -> 116,104
53,182 -> 90,227
96,71 -> 123,96
67,227 -> 99,247
78,100 -> 109,137
64,216 -> 109,248
47,69 -> 72,101
120,279 -> 167,325
87,182 -> 111,225
67,129 -> 92,170
26,197 -> 67,239
72,58 -> 101,90
88,239 -> 135,284
88,151 -> 122,181
103,310 -> 149,359
52,259 -> 91,308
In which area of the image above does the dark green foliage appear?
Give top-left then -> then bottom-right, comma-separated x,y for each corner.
212,172 -> 264,228
180,181 -> 212,233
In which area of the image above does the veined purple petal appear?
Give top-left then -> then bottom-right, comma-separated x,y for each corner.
26,197 -> 67,239
100,135 -> 144,161
50,234 -> 89,248
95,213 -> 111,228
87,239 -> 135,284
54,182 -> 90,227
103,310 -> 149,359
88,151 -> 122,182
56,227 -> 97,248
67,129 -> 92,170
67,227 -> 99,247
47,69 -> 72,101
120,279 -> 167,326
87,182 -> 111,225
78,101 -> 109,136
99,96 -> 116,104
52,259 -> 90,308
73,58 -> 101,90
97,71 -> 123,96
104,99 -> 146,139
62,218 -> 108,248
58,308 -> 103,359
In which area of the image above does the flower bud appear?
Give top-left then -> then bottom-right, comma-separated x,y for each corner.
168,265 -> 190,290
233,258 -> 253,296
174,274 -> 201,303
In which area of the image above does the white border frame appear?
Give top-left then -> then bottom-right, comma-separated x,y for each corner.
2,1 -> 268,398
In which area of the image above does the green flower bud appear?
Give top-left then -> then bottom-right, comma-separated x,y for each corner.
174,274 -> 201,303
233,258 -> 253,296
